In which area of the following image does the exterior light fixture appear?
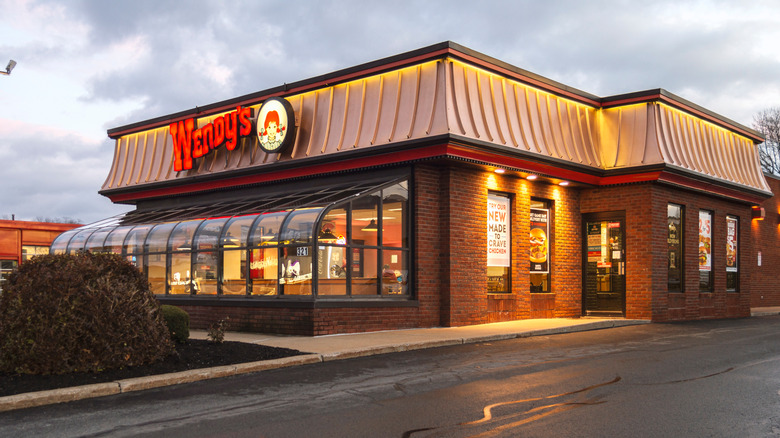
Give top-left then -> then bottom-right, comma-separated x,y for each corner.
526,174 -> 538,180
751,206 -> 765,220
494,168 -> 506,174
559,181 -> 570,186
0,60 -> 16,76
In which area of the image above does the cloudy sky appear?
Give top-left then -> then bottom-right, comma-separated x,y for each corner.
1,0 -> 779,224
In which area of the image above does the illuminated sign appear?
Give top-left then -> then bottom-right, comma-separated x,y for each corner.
169,106 -> 252,171
256,97 -> 296,154
169,97 -> 296,171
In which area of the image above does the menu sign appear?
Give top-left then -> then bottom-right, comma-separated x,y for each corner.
487,195 -> 510,267
726,216 -> 738,272
530,208 -> 549,273
699,211 -> 712,272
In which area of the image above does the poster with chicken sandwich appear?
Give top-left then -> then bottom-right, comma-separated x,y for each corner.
530,208 -> 549,273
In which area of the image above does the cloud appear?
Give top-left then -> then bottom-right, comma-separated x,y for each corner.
1,0 -> 779,224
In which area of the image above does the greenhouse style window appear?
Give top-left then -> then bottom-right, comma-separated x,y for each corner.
49,177 -> 411,300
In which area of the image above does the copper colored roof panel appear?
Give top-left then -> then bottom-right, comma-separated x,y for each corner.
101,48 -> 770,199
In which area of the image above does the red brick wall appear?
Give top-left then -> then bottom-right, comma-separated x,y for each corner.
754,175 -> 780,307
174,168 -> 760,335
424,164 -> 582,326
581,182 -> 752,321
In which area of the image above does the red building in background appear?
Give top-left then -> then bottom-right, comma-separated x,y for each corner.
0,220 -> 81,292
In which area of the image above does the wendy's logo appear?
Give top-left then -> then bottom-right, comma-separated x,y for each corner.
256,97 -> 296,154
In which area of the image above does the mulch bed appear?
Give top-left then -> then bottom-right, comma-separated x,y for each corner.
0,340 -> 304,398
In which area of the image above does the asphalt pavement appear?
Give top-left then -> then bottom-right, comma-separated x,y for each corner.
2,307 -> 778,413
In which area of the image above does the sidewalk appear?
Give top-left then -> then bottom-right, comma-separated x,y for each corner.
1,317 -> 646,412
751,306 -> 780,317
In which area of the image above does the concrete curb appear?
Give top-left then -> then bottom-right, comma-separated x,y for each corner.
0,354 -> 322,413
0,320 -> 648,412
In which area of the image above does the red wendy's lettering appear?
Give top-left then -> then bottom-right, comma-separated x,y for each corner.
169,106 -> 252,171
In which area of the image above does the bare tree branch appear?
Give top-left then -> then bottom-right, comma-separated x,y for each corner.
754,107 -> 780,175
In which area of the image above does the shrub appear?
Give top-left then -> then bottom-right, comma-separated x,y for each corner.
207,316 -> 230,344
0,252 -> 174,375
160,305 -> 190,343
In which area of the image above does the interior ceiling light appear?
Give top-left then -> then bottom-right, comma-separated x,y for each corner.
361,219 -> 379,232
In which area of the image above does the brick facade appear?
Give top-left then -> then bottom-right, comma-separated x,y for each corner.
163,164 -> 761,335
753,175 -> 780,308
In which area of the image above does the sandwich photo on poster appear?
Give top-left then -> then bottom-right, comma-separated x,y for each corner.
530,208 -> 549,273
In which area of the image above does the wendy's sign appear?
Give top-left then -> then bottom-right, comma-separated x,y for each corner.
169,98 -> 296,171
256,97 -> 296,154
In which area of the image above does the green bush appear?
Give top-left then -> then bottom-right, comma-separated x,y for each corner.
0,252 -> 174,375
160,305 -> 190,343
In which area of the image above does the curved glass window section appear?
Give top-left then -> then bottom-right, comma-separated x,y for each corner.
84,228 -> 113,253
248,211 -> 290,296
50,229 -> 80,254
42,176 -> 411,300
103,226 -> 133,254
66,228 -> 96,254
192,218 -> 227,295
144,223 -> 173,294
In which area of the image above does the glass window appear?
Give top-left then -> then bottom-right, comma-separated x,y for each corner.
1,260 -> 18,293
249,246 -> 278,295
487,194 -> 512,294
352,194 -> 379,246
726,216 -> 739,292
382,182 -> 408,247
250,211 -> 289,246
221,215 -> 255,296
668,204 -> 684,293
66,229 -> 95,254
50,229 -> 78,254
143,224 -> 172,294
382,249 -> 408,295
352,248 -> 378,295
192,219 -> 227,295
281,208 -> 321,245
168,220 -> 202,295
530,199 -> 550,293
319,206 -> 348,245
21,245 -> 50,262
147,252 -> 166,294
698,210 -> 713,292
84,228 -> 112,253
279,245 -> 312,295
168,220 -> 202,252
104,226 -> 133,254
317,245 -> 348,295
129,224 -> 158,254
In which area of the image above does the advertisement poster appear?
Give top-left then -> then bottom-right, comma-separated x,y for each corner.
530,208 -> 549,273
699,211 -> 712,272
487,195 -> 510,267
587,223 -> 601,262
726,216 -> 738,272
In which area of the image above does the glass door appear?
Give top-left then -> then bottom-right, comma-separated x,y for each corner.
583,213 -> 625,315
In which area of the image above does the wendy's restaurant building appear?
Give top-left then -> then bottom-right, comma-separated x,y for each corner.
51,42 -> 773,335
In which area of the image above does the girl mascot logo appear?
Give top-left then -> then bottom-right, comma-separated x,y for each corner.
256,97 -> 296,154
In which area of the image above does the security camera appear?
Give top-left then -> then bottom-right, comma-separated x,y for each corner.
0,60 -> 16,75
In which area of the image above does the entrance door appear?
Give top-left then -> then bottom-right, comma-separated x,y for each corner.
582,213 -> 625,315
